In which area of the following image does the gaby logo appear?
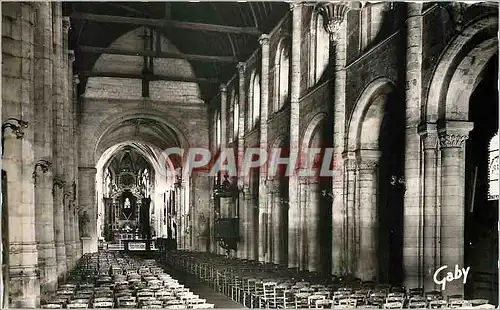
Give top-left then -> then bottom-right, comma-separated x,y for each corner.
433,265 -> 470,291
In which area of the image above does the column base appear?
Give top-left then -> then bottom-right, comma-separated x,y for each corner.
9,266 -> 40,308
81,237 -> 98,254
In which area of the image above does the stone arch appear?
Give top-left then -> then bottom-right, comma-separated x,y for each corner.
300,112 -> 328,168
425,15 -> 498,122
84,109 -> 190,167
347,77 -> 396,152
301,112 -> 328,150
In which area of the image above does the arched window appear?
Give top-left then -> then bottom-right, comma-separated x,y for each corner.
252,73 -> 261,126
310,11 -> 330,86
233,94 -> 239,140
216,111 -> 221,148
488,132 -> 499,200
274,40 -> 290,111
247,70 -> 260,130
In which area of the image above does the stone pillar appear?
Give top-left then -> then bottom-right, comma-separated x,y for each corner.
403,2 -> 426,290
78,167 -> 98,254
288,1 -> 302,269
258,33 -> 270,263
182,180 -> 191,250
218,84 -> 228,255
266,179 -> 282,265
52,1 -> 67,280
72,75 -> 81,261
236,62 -> 246,259
343,152 -> 357,275
437,122 -> 472,297
192,171 -> 210,252
242,186 -> 253,260
419,124 -> 440,290
2,3 -> 41,307
307,182 -> 321,272
298,177 -> 308,270
33,1 -> 57,297
355,151 -> 379,281
319,1 -> 350,277
264,180 -> 277,263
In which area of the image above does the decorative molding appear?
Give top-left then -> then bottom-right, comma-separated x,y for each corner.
62,16 -> 71,32
219,84 -> 227,93
318,2 -> 350,41
236,62 -> 246,74
437,2 -> 468,32
52,175 -> 65,195
265,180 -> 280,194
73,75 -> 80,84
33,159 -> 52,186
2,118 -> 29,155
438,133 -> 469,149
289,1 -> 304,11
258,33 -> 270,46
357,159 -> 378,171
68,50 -> 75,62
345,159 -> 358,172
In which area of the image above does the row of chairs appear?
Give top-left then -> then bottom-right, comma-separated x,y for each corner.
41,251 -> 215,309
165,251 -> 495,309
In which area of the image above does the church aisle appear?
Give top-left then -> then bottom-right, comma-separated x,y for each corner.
160,263 -> 244,308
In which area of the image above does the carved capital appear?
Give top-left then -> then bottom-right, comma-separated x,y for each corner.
438,133 -> 469,149
357,159 -> 378,171
318,2 -> 350,40
73,75 -> 80,84
265,179 -> 280,194
258,34 -> 270,46
68,50 -> 75,62
289,1 -> 304,11
219,84 -> 227,93
236,62 -> 246,75
62,17 -> 70,32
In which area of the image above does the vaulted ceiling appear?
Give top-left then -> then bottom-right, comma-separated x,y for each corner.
67,2 -> 289,100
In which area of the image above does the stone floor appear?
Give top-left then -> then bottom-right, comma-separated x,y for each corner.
162,265 -> 244,308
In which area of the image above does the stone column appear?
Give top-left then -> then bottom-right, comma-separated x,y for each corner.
298,177 -> 308,270
437,122 -> 473,297
72,75 -> 81,261
52,1 -> 67,280
355,151 -> 379,281
288,1 -> 302,269
403,2 -> 426,290
419,124 -> 440,290
78,167 -> 98,254
236,62 -> 246,259
257,33 -> 270,262
307,182 -> 321,272
319,1 -> 350,277
33,1 -> 57,297
218,84 -> 228,255
2,3 -> 40,307
344,152 -> 357,275
266,179 -> 282,265
264,180 -> 276,263
243,186 -> 253,260
192,171 -> 210,252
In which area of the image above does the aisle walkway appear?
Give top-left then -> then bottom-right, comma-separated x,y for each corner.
161,265 -> 244,308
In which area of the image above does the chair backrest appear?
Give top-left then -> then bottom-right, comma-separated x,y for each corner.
408,301 -> 427,309
67,303 -> 88,309
41,304 -> 62,309
429,300 -> 448,308
191,304 -> 215,309
338,298 -> 357,308
92,301 -> 114,308
383,301 -> 403,309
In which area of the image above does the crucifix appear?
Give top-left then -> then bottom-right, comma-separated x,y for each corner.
139,28 -> 154,97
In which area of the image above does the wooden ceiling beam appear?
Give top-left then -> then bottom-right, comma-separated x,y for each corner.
71,12 -> 262,36
79,45 -> 239,63
82,71 -> 219,84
